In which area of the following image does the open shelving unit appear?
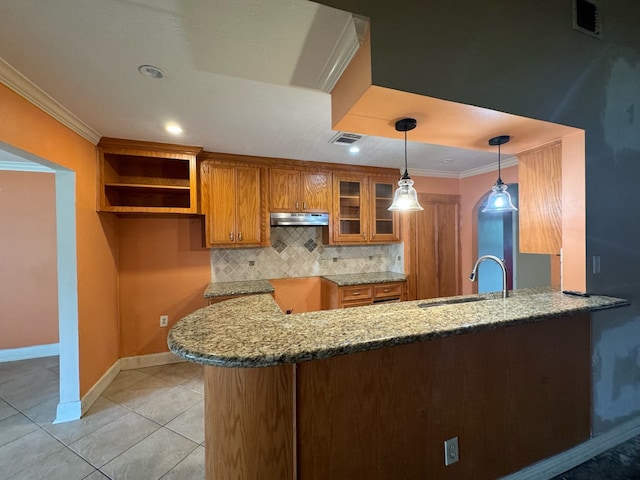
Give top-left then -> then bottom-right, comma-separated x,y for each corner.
98,138 -> 201,214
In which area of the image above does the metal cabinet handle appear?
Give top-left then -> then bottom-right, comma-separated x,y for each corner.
383,288 -> 391,293
229,232 -> 234,241
303,201 -> 307,210
362,232 -> 367,240
238,231 -> 243,241
296,201 -> 299,210
352,291 -> 361,296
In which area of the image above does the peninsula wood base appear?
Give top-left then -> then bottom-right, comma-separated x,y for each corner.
204,313 -> 590,479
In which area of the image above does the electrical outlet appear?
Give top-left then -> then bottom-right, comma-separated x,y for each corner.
160,315 -> 169,327
444,436 -> 459,466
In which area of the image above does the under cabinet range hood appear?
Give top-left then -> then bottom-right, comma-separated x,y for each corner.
270,212 -> 329,226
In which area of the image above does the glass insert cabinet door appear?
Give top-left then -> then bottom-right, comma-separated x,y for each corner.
371,179 -> 399,243
337,178 -> 366,241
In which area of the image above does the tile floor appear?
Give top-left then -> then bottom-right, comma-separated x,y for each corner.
0,356 -> 205,480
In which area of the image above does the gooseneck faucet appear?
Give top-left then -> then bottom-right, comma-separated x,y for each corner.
469,255 -> 509,299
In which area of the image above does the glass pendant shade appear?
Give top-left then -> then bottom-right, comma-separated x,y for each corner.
388,118 -> 424,212
482,135 -> 518,213
482,181 -> 517,213
388,177 -> 423,211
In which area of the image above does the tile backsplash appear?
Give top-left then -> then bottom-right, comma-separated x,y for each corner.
210,227 -> 404,282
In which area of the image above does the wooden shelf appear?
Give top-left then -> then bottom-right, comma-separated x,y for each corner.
98,138 -> 201,214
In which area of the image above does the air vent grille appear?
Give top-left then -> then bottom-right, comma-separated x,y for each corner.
329,131 -> 365,145
573,0 -> 602,39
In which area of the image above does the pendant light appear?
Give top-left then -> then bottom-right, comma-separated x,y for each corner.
481,135 -> 518,213
388,118 -> 424,211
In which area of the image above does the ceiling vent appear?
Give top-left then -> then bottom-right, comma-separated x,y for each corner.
329,131 -> 365,145
573,0 -> 602,39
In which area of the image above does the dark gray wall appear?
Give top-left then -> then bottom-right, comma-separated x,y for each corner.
319,0 -> 640,434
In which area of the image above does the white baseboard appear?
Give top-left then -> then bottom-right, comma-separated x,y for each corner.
501,415 -> 640,479
119,351 -> 184,370
54,400 -> 82,424
0,343 -> 59,362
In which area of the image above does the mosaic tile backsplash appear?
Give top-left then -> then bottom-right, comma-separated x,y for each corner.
210,227 -> 404,282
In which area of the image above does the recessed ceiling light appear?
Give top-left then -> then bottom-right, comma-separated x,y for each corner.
165,123 -> 183,135
138,64 -> 165,79
349,146 -> 360,153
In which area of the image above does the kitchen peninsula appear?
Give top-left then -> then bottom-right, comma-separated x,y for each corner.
168,291 -> 628,479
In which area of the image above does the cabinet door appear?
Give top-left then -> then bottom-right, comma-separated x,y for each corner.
269,168 -> 300,212
333,175 -> 368,243
236,166 -> 262,245
435,202 -> 460,297
518,142 -> 562,254
206,165 -> 237,245
301,172 -> 331,212
370,179 -> 399,243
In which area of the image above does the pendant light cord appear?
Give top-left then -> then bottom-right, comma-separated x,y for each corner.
497,143 -> 503,185
401,129 -> 410,179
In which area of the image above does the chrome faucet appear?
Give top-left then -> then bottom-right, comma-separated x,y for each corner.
469,255 -> 509,299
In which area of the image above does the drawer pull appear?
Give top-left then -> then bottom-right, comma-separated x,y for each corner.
352,291 -> 362,296
383,288 -> 391,293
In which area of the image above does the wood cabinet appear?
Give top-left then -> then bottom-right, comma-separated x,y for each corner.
321,279 -> 407,309
200,158 -> 266,247
407,193 -> 460,300
269,168 -> 331,213
518,141 -> 562,254
330,174 -> 399,244
97,138 -> 201,214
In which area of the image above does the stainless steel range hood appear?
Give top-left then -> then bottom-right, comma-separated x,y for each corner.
270,212 -> 329,226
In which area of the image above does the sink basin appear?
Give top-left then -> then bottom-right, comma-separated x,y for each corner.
417,297 -> 486,308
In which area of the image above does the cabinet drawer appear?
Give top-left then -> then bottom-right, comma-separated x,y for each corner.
340,286 -> 373,302
374,283 -> 403,299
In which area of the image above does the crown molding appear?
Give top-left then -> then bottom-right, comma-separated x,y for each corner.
0,57 -> 101,145
318,15 -> 362,93
412,156 -> 519,179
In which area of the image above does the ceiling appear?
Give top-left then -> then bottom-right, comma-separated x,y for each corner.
0,0 -> 523,176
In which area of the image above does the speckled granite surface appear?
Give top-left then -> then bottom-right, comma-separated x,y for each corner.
321,272 -> 407,286
168,291 -> 629,368
203,279 -> 274,298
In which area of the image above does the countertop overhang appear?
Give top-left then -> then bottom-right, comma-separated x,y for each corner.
168,291 -> 629,368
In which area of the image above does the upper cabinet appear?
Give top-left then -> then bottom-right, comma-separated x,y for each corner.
269,168 -> 331,213
98,138 -> 201,214
518,141 -> 562,254
330,173 -> 399,244
200,155 -> 267,248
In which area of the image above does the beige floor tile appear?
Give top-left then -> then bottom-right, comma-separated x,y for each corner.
0,368 -> 59,411
160,445 -> 205,480
102,374 -> 171,410
129,385 -> 202,425
6,446 -> 95,480
45,397 -> 129,446
0,361 -> 47,388
0,399 -> 18,422
69,410 -> 159,467
138,362 -> 203,386
22,397 -> 58,426
100,370 -> 152,399
0,413 -> 39,448
180,371 -> 204,394
101,428 -> 198,480
165,399 -> 204,444
0,429 -> 65,480
80,471 -> 108,479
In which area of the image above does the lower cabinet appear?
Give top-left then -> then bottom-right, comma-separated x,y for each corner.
321,279 -> 407,310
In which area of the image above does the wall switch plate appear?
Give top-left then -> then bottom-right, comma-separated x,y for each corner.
160,315 -> 169,327
444,436 -> 459,466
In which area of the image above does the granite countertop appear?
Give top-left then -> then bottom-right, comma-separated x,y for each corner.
321,272 -> 407,286
203,279 -> 274,298
168,290 -> 629,368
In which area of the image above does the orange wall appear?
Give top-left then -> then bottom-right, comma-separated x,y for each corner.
1,84 -> 119,396
412,175 -> 459,195
0,170 -> 58,349
270,277 -> 322,314
117,217 -> 211,356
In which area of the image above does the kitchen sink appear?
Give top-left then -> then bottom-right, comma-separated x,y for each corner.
417,297 -> 486,308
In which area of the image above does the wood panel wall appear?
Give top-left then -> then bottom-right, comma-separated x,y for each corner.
296,313 -> 590,480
